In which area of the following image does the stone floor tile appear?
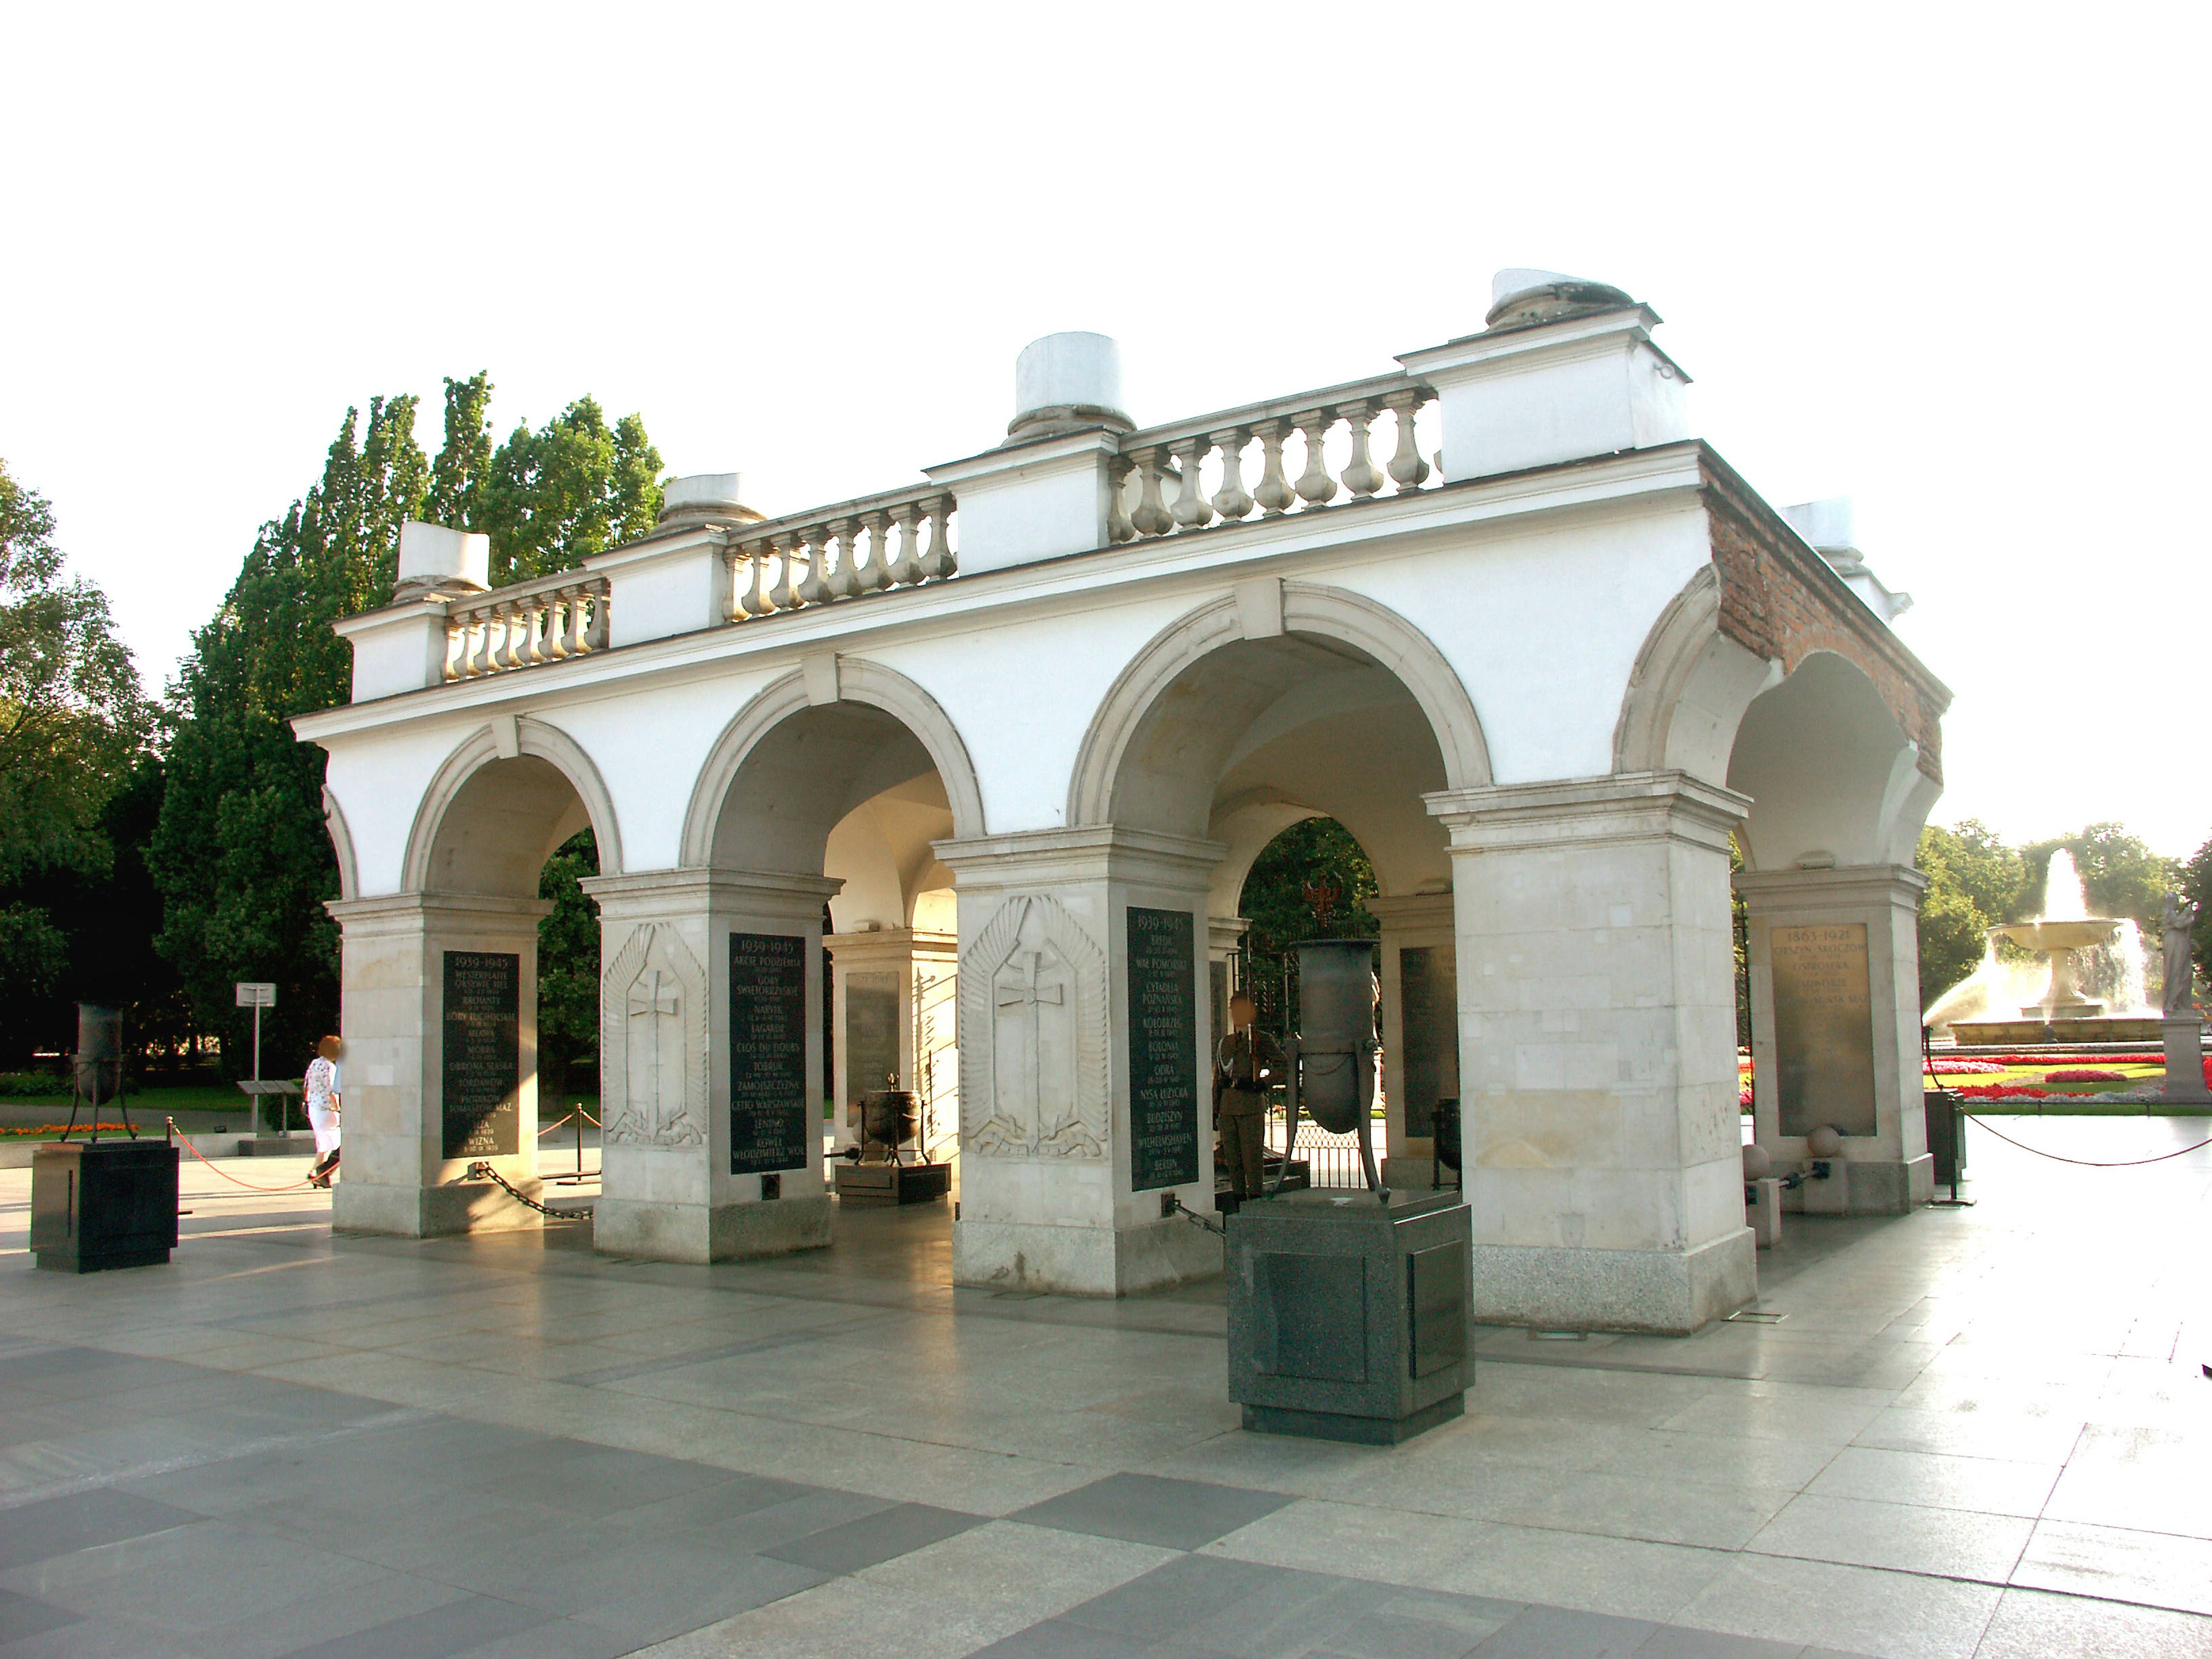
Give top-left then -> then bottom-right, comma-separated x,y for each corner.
1671,1555 -> 2001,1659
0,1487 -> 204,1569
1504,1472 -> 1793,1550
1590,1430 -> 1841,1496
1200,1496 -> 1496,1591
1801,1447 -> 2058,1519
1657,1382 -> 1897,1447
2010,1518 -> 2212,1616
1471,1602 -> 1657,1656
762,1499 -> 984,1573
2039,1423 -> 2212,1539
0,1585 -> 82,1643
1010,1472 -> 1296,1551
1301,1586 -> 1523,1658
961,1619 -> 1157,1658
1969,1585 -> 2212,1657
562,1548 -> 828,1644
1631,1625 -> 1808,1658
1749,1493 -> 2035,1581
1425,1523 -> 1730,1624
274,1592 -> 552,1658
1850,1407 -> 2086,1466
857,1522 -> 1178,1645
1057,1554 -> 1296,1642
623,1575 -> 1029,1659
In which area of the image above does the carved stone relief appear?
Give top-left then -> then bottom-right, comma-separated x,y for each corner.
602,922 -> 708,1146
959,893 -> 1108,1158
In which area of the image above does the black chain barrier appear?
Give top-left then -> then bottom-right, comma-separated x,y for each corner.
461,1160 -> 592,1219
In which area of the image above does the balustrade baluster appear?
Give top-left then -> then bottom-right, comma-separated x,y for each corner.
527,601 -> 551,664
1171,437 -> 1214,531
886,506 -> 923,584
751,542 -> 781,614
1129,449 -> 1173,537
1340,402 -> 1384,498
1107,458 -> 1137,543
444,626 -> 464,681
1385,391 -> 1431,491
797,528 -> 832,604
861,512 -> 895,592
464,616 -> 491,677
1294,414 -> 1338,507
919,497 -> 956,578
768,534 -> 800,609
823,518 -> 860,599
562,591 -> 588,655
544,593 -> 571,657
1210,430 -> 1255,522
583,589 -> 609,651
1253,421 -> 1295,515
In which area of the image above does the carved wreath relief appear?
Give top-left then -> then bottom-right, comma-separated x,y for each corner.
601,922 -> 708,1146
960,894 -> 1108,1159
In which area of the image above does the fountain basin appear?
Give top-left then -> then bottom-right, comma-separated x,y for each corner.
1948,1016 -> 2165,1047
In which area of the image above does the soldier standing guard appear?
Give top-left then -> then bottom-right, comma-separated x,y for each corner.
1215,993 -> 1285,1200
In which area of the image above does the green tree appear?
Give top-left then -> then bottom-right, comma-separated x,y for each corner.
2182,834 -> 2212,1005
0,461 -> 154,1059
1914,820 -> 2029,1006
536,830 -> 601,1101
150,381 -> 660,1080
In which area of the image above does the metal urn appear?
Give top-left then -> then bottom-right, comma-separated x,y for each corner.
1277,939 -> 1384,1197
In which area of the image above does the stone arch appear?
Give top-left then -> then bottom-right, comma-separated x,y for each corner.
321,785 -> 360,902
1613,564 -> 1779,783
679,657 -> 986,868
1067,580 -> 1492,828
402,715 -> 625,895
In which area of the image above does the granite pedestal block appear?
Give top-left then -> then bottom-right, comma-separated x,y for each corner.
30,1139 -> 181,1271
834,1160 -> 951,1207
1225,1187 -> 1472,1444
2164,1017 -> 2211,1103
1745,1177 -> 1782,1247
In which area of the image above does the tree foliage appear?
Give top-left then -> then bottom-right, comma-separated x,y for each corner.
1914,820 -> 2029,1006
150,380 -> 660,1078
536,830 -> 601,1100
2183,834 -> 2212,999
0,461 -> 155,1059
1237,817 -> 1379,1039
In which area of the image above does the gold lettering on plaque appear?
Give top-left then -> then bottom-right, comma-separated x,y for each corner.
1768,923 -> 1876,1138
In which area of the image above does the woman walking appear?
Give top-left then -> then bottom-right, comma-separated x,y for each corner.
305,1035 -> 342,1187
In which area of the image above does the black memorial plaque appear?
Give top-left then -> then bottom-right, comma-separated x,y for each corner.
1399,945 -> 1459,1142
1127,906 -> 1199,1191
442,951 -> 520,1158
844,972 -> 900,1101
729,931 -> 810,1175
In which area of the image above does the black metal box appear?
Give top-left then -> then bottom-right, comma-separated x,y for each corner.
30,1141 -> 180,1272
833,1160 -> 951,1207
1225,1187 -> 1473,1444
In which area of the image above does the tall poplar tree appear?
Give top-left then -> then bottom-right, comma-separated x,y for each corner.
152,381 -> 662,1076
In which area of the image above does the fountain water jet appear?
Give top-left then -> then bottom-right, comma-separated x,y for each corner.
1942,851 -> 2161,1045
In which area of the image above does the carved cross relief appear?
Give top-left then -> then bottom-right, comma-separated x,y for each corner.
961,894 -> 1108,1160
604,925 -> 706,1147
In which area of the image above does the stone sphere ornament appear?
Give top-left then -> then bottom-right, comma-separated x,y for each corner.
1741,1143 -> 1772,1180
1805,1125 -> 1843,1158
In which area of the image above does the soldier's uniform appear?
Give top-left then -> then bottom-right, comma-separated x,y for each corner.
1214,1024 -> 1285,1199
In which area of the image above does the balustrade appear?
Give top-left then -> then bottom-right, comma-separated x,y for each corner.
724,490 -> 956,623
1113,378 -> 1436,543
445,577 -> 609,681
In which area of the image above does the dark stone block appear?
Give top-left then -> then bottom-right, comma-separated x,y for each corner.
1226,1188 -> 1472,1442
834,1160 -> 951,1206
29,1141 -> 180,1272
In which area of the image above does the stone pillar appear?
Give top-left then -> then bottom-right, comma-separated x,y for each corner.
825,927 -> 959,1155
2163,1016 -> 2210,1104
1206,915 -> 1250,1078
584,869 -> 840,1263
1369,892 -> 1460,1185
327,893 -> 550,1237
935,827 -> 1225,1296
1426,773 -> 1755,1335
1736,864 -> 1934,1213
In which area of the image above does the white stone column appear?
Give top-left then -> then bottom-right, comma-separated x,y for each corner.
935,827 -> 1225,1296
825,926 -> 959,1155
327,893 -> 550,1237
1369,892 -> 1460,1184
1426,772 -> 1755,1335
1736,864 -> 1936,1213
1206,915 -> 1250,1072
584,869 -> 840,1263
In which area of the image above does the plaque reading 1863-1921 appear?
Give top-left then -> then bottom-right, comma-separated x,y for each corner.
441,950 -> 519,1158
1127,907 -> 1198,1191
729,932 -> 809,1175
1770,922 -> 1877,1137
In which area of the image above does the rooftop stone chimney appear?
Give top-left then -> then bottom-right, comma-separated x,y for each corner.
1006,332 -> 1132,442
1783,496 -> 1913,624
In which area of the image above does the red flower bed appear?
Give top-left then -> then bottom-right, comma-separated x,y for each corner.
1923,1060 -> 2009,1074
2044,1069 -> 2124,1082
1951,1083 -> 2053,1099
1971,1054 -> 2164,1067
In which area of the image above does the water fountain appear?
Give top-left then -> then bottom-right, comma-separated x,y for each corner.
1942,851 -> 2161,1046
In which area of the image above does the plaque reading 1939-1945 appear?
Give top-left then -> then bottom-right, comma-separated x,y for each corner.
729,932 -> 809,1176
1770,922 -> 1877,1137
441,950 -> 520,1158
1127,907 -> 1198,1191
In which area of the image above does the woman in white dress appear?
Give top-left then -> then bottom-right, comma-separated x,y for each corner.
305,1035 -> 342,1187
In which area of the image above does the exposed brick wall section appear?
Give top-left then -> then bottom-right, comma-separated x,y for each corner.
1700,450 -> 1951,784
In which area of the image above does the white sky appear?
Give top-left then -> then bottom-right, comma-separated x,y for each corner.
4,3 -> 2205,856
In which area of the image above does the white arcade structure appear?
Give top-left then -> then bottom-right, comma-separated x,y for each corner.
296,269 -> 1949,1334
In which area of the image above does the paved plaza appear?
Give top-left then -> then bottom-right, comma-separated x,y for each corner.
1,1120 -> 2209,1659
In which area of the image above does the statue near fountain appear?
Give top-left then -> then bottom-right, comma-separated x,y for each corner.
1938,851 -> 2162,1046
2162,891 -> 2200,1018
